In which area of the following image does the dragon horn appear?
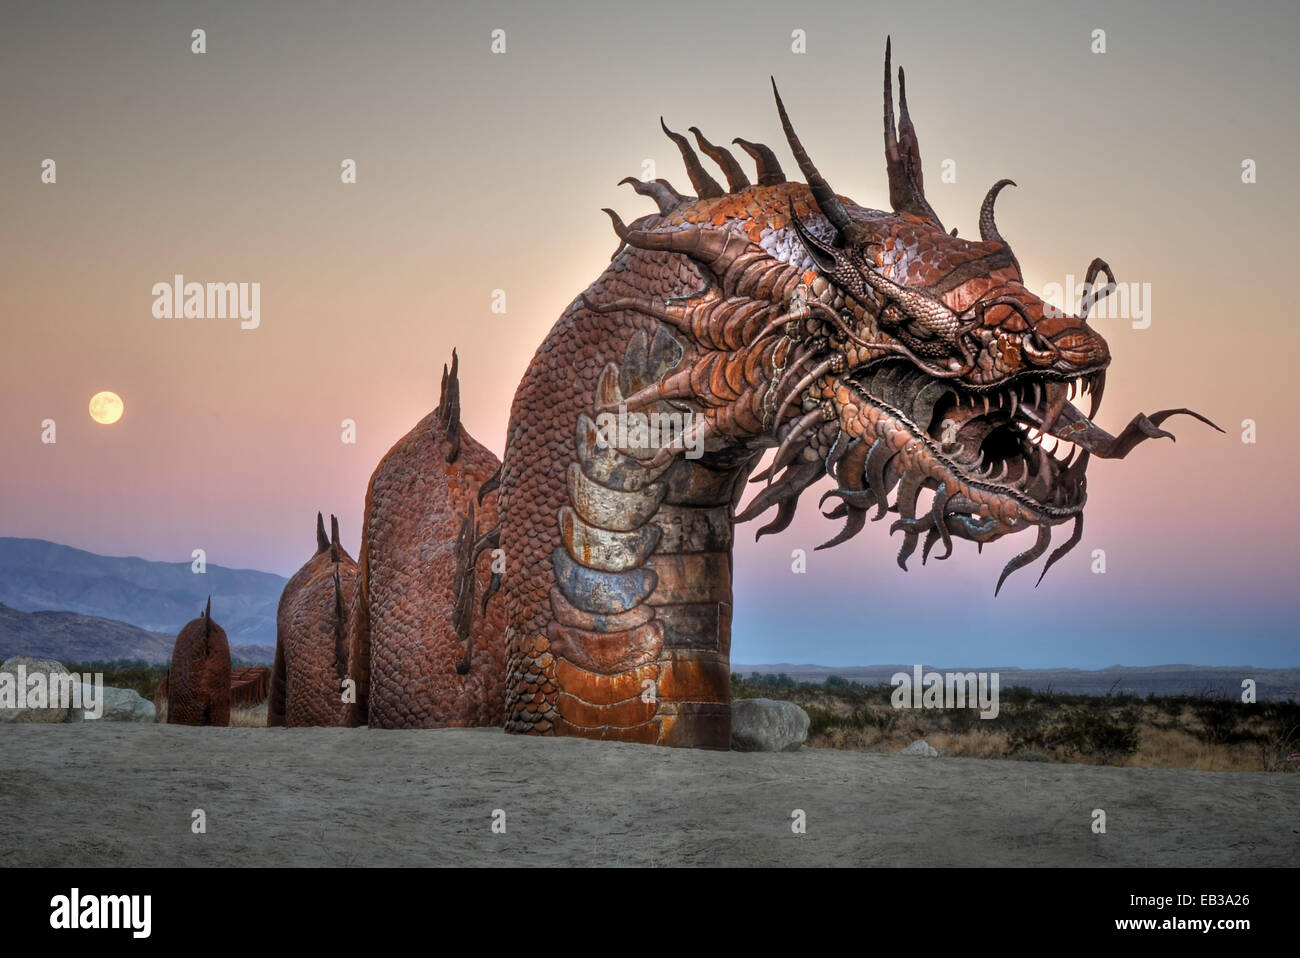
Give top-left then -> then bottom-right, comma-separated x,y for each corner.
883,37 -> 944,228
660,118 -> 724,198
772,77 -> 855,242
618,176 -> 678,215
689,127 -> 750,192
732,138 -> 786,186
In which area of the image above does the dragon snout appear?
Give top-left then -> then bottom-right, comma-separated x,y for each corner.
1052,327 -> 1110,370
1021,323 -> 1109,373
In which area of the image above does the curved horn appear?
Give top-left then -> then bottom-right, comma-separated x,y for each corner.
654,178 -> 690,204
660,118 -> 724,199
979,178 -> 1017,245
771,78 -> 855,241
602,208 -> 757,278
619,176 -> 679,215
732,138 -> 786,185
788,201 -> 837,272
689,127 -> 750,192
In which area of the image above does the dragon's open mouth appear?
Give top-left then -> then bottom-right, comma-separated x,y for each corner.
808,358 -> 1222,591
847,359 -> 1108,518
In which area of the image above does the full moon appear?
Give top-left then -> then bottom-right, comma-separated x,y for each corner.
89,391 -> 124,425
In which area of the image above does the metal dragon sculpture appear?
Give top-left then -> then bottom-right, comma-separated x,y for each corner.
320,39 -> 1217,746
166,598 -> 232,727
269,513 -> 357,727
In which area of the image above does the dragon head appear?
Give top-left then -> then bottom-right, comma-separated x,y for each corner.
590,38 -> 1221,593
752,39 -> 1221,591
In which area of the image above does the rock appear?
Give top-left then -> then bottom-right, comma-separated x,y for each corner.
0,656 -> 75,723
730,698 -> 809,752
70,684 -> 156,722
899,739 -> 940,757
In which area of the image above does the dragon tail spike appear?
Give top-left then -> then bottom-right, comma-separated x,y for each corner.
732,137 -> 786,185
1036,513 -> 1084,587
995,522 -> 1053,596
437,349 -> 462,462
771,77 -> 855,241
689,127 -> 750,192
315,511 -> 329,554
660,117 -> 724,198
618,176 -> 679,215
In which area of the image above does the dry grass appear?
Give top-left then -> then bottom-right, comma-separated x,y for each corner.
153,700 -> 267,727
738,677 -> 1300,773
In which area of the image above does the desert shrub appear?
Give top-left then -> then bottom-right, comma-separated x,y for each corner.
805,706 -> 840,736
65,660 -> 168,701
1193,700 -> 1243,745
1056,712 -> 1140,757
1001,685 -> 1035,707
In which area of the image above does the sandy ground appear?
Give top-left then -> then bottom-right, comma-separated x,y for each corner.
1,725 -> 1295,867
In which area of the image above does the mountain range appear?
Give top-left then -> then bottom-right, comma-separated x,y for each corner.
0,602 -> 273,665
0,537 -> 284,655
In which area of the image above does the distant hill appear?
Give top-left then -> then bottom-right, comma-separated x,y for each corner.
0,602 -> 274,665
736,663 -> 1300,702
0,537 -> 286,648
